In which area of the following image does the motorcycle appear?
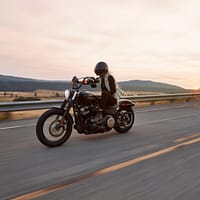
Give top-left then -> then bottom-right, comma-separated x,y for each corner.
36,76 -> 135,147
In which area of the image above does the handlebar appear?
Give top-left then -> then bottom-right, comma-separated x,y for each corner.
71,76 -> 99,89
82,77 -> 99,85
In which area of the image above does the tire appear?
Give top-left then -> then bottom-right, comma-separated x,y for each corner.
114,107 -> 135,133
36,109 -> 73,147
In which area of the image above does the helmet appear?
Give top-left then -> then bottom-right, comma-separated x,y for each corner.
94,61 -> 108,75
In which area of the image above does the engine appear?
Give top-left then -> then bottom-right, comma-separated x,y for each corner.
84,113 -> 115,133
77,91 -> 115,134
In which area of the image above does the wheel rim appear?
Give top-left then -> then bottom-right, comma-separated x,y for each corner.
43,114 -> 68,142
48,120 -> 65,137
118,110 -> 133,129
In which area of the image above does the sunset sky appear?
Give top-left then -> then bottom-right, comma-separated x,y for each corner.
0,0 -> 200,89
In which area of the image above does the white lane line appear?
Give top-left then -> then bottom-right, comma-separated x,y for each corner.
135,113 -> 200,126
2,112 -> 197,130
0,124 -> 36,130
0,103 -> 199,130
135,105 -> 186,113
136,102 -> 200,113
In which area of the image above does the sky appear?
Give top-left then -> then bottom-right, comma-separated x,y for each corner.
0,0 -> 200,89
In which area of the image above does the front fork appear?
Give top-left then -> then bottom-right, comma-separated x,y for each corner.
57,90 -> 77,128
55,99 -> 73,127
62,90 -> 77,118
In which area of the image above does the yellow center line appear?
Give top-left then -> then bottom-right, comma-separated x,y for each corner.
175,133 -> 200,143
12,137 -> 200,200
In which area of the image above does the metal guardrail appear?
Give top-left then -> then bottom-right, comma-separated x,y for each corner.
0,100 -> 62,112
0,93 -> 200,112
126,93 -> 200,102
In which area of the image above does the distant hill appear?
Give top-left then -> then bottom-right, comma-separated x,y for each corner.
118,80 -> 187,93
0,74 -> 188,93
0,75 -> 71,92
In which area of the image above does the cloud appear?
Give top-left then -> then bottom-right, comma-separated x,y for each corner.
0,0 -> 200,88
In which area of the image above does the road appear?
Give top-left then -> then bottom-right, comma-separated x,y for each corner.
0,101 -> 200,200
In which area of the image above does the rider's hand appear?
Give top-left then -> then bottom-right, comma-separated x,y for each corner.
95,77 -> 100,83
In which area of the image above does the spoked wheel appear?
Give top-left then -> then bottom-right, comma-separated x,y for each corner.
114,107 -> 135,133
36,109 -> 72,147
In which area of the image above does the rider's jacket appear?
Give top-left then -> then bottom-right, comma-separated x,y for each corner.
100,73 -> 125,102
100,73 -> 116,95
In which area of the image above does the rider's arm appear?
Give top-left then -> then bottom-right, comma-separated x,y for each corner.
108,75 -> 116,95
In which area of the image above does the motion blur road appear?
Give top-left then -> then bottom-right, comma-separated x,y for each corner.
0,101 -> 200,200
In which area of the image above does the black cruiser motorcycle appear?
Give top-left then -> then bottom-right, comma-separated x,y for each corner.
36,76 -> 135,147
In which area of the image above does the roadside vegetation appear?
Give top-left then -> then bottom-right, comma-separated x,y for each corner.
0,90 -> 64,102
0,90 -> 163,103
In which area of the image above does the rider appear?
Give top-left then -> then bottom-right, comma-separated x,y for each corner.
94,61 -> 118,112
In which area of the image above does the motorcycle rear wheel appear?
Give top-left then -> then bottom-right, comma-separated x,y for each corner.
114,107 -> 134,133
36,109 -> 72,147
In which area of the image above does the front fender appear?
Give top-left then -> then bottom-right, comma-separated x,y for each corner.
119,99 -> 134,108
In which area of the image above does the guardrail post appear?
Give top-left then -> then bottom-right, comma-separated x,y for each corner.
0,112 -> 12,120
186,98 -> 190,102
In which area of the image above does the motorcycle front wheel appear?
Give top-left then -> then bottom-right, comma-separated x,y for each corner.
36,109 -> 72,147
114,107 -> 135,133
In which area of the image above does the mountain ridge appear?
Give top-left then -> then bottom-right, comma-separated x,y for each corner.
0,74 -> 188,93
118,79 -> 187,93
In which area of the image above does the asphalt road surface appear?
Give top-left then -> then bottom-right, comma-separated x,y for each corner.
0,101 -> 200,200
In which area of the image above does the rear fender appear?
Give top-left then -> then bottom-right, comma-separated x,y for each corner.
119,99 -> 134,108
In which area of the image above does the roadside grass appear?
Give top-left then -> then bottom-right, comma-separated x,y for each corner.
0,90 -> 64,102
0,110 -> 47,121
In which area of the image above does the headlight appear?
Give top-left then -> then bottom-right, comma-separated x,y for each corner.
64,89 -> 70,99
